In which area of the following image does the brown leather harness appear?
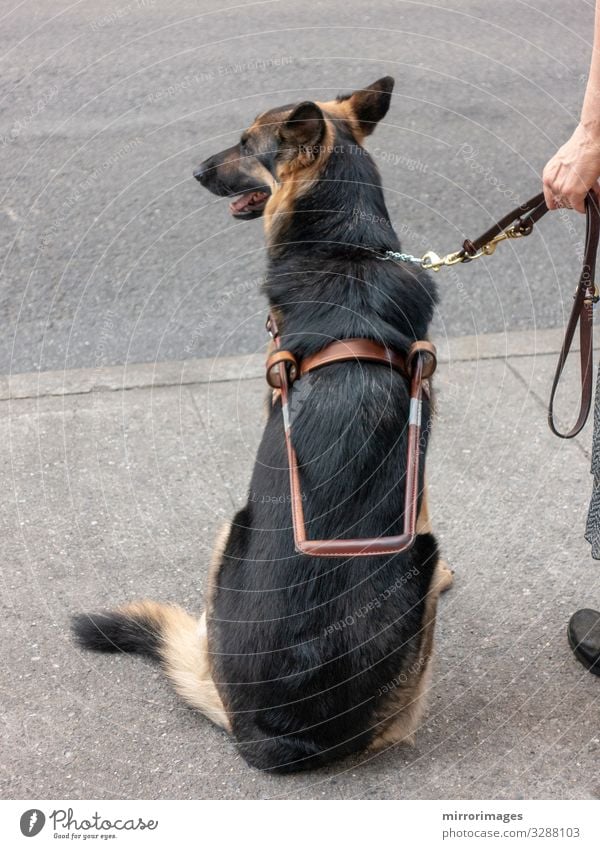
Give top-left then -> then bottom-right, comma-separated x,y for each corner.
263,190 -> 600,558
265,315 -> 437,558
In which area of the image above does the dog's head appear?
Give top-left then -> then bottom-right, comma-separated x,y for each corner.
194,77 -> 394,224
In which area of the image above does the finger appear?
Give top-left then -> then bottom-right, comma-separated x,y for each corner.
571,195 -> 586,214
564,186 -> 586,213
542,164 -> 561,209
543,182 -> 558,210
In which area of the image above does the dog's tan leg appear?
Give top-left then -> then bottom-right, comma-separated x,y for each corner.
368,557 -> 451,751
416,480 -> 433,534
434,559 -> 454,594
417,480 -> 454,590
368,478 -> 454,750
207,520 -> 232,605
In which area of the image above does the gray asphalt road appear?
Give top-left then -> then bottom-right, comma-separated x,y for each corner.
0,0 -> 595,374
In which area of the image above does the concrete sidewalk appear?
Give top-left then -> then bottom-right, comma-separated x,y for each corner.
1,329 -> 600,800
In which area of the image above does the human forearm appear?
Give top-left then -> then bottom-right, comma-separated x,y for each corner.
543,0 -> 600,212
580,1 -> 600,132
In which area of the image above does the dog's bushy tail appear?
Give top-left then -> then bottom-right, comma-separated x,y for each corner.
72,601 -> 229,728
72,601 -> 164,658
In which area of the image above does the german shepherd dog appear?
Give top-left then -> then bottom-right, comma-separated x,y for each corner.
73,77 -> 453,773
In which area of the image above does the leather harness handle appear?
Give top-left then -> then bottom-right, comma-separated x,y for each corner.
288,353 -> 426,558
266,327 -> 437,557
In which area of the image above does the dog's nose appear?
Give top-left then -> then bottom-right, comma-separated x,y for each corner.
193,160 -> 211,185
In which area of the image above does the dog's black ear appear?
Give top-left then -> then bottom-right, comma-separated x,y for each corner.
280,101 -> 325,148
349,76 -> 394,135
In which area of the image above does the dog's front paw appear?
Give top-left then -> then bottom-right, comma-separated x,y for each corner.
435,559 -> 454,594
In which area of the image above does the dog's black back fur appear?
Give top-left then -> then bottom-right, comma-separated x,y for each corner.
209,117 -> 440,772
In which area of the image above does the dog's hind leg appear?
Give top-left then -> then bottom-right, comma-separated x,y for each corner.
416,480 -> 434,534
368,558 -> 452,751
417,480 -> 454,585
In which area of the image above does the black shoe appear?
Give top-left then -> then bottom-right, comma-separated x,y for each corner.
567,609 -> 600,675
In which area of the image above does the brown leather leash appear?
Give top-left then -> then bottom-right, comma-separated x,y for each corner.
463,191 -> 600,439
265,316 -> 437,557
401,190 -> 599,439
547,193 -> 600,437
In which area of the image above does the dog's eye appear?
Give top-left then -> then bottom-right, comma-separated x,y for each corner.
240,134 -> 250,151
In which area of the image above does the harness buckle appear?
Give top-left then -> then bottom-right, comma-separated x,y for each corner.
266,350 -> 298,388
407,341 -> 438,379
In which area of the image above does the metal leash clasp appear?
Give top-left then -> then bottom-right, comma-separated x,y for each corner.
421,250 -> 465,272
421,220 -> 534,271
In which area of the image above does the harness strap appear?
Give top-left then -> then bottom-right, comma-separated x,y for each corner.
266,337 -> 416,385
299,338 -> 407,378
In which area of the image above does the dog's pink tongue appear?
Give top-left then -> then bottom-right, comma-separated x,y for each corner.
229,191 -> 269,215
230,193 -> 253,214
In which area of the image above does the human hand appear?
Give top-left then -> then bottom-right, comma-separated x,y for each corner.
542,122 -> 600,213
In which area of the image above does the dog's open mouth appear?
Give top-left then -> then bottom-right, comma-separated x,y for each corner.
229,189 -> 270,219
